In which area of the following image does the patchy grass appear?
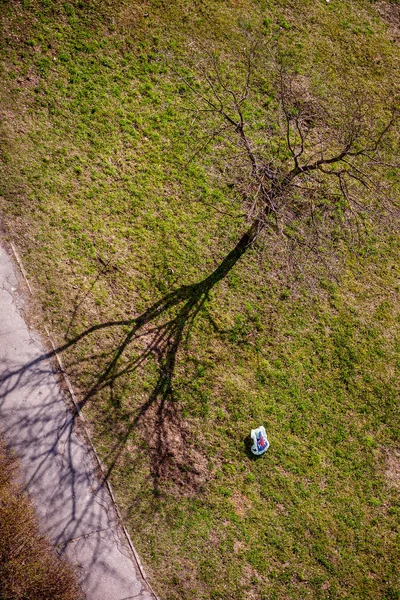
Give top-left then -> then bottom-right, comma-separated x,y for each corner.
0,1 -> 399,599
0,438 -> 83,600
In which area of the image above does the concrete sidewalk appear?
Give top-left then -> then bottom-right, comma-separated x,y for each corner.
0,241 -> 155,600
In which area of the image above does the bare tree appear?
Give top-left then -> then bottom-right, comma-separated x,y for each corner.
178,42 -> 399,270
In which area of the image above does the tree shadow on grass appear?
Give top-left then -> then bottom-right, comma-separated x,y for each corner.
76,228 -> 256,492
1,226 -> 255,495
0,230 -> 257,595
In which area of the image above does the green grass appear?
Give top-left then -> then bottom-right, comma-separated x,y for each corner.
0,1 -> 399,599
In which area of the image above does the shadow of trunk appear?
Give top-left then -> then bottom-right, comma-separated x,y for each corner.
1,221 -> 259,492
79,221 -> 259,491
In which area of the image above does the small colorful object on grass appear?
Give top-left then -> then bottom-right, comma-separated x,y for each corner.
250,426 -> 270,456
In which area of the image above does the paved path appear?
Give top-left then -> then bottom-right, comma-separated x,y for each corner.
0,241 -> 155,600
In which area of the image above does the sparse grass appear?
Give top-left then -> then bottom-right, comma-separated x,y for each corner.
0,438 -> 83,600
0,1 -> 399,599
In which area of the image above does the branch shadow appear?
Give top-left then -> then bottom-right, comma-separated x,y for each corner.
2,227 -> 254,489
0,227 -> 256,586
0,358 -> 133,598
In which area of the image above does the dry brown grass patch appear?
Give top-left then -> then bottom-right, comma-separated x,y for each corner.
377,2 -> 400,42
383,447 -> 400,490
0,438 -> 83,600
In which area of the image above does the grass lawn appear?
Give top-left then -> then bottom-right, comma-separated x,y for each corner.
0,1 -> 399,598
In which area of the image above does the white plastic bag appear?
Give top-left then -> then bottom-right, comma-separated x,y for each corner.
250,426 -> 269,455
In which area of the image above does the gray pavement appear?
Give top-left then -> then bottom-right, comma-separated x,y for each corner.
0,241 -> 155,600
